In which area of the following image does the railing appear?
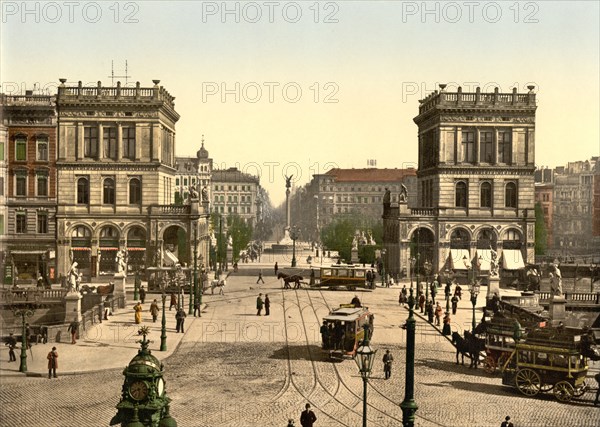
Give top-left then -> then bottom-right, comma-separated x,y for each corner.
58,82 -> 175,109
418,87 -> 536,115
1,94 -> 54,106
535,291 -> 600,304
410,208 -> 437,216
149,204 -> 191,215
498,300 -> 546,323
0,288 -> 68,304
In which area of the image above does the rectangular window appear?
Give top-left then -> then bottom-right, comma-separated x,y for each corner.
37,175 -> 48,197
16,213 -> 27,233
84,127 -> 99,158
103,127 -> 117,159
15,137 -> 27,161
16,174 -> 26,196
0,177 -> 3,196
37,138 -> 48,161
0,214 -> 3,235
479,131 -> 493,163
123,127 -> 136,159
37,213 -> 48,234
498,131 -> 512,164
0,140 -> 4,160
462,131 -> 475,163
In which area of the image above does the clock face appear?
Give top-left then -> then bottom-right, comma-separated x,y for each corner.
129,381 -> 149,401
157,378 -> 165,396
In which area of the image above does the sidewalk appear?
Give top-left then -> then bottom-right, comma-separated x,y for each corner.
0,295 -> 203,378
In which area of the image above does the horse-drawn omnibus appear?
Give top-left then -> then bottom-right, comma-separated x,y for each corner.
316,265 -> 372,290
500,328 -> 590,402
321,304 -> 374,359
483,316 -> 521,374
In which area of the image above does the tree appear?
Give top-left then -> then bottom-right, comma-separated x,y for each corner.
320,211 -> 382,263
227,215 -> 253,262
534,202 -> 547,255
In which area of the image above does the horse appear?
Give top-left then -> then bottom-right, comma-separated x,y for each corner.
96,283 -> 115,296
451,331 -> 479,368
464,330 -> 486,367
210,278 -> 226,295
277,272 -> 303,289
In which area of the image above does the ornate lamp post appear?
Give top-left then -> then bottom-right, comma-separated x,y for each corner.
401,265 -> 418,426
133,270 -> 140,301
423,260 -> 432,302
160,276 -> 168,351
193,226 -> 201,317
469,281 -> 480,332
290,226 -> 300,267
381,249 -> 387,286
13,307 -> 34,372
354,325 -> 376,427
409,256 -> 416,289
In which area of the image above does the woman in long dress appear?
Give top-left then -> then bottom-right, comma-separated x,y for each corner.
134,302 -> 143,324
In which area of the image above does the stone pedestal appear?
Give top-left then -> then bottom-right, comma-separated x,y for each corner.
351,248 -> 359,264
398,202 -> 408,215
549,295 -> 567,325
64,292 -> 82,322
114,272 -> 127,304
487,275 -> 500,301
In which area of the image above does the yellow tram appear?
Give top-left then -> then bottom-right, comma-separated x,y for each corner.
321,304 -> 374,359
317,265 -> 372,290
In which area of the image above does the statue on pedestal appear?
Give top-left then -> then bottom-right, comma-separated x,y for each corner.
115,249 -> 127,276
399,183 -> 408,203
489,245 -> 499,278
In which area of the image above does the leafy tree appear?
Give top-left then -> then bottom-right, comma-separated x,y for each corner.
227,215 -> 253,262
534,202 -> 547,255
320,211 -> 382,263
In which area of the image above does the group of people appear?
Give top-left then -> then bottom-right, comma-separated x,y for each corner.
320,321 -> 347,351
256,293 -> 270,316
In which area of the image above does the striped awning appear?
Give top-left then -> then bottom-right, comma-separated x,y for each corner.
127,247 -> 146,251
71,247 -> 91,251
450,249 -> 471,270
502,249 -> 525,270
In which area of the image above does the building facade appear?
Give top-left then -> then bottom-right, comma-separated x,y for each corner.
55,79 -> 210,279
534,182 -> 554,250
0,120 -> 7,276
383,85 -> 537,283
211,167 -> 260,227
1,92 -> 57,285
174,138 -> 212,204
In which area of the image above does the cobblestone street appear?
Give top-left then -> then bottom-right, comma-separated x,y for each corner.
1,273 -> 599,426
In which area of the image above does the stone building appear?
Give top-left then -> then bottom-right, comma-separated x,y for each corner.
534,181 -> 554,250
55,79 -> 210,279
1,92 -> 57,284
0,121 -> 6,275
211,167 -> 260,227
383,85 -> 537,284
174,137 -> 213,204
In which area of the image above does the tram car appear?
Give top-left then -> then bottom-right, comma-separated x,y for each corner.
316,265 -> 372,290
321,305 -> 374,359
500,327 -> 589,402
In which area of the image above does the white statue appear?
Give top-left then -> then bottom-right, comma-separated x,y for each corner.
489,246 -> 499,277
67,262 -> 79,292
227,235 -> 233,249
115,249 -> 127,274
551,264 -> 563,296
351,230 -> 360,250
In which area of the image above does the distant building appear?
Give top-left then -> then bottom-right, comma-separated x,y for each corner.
0,120 -> 7,275
174,138 -> 213,204
211,167 -> 261,227
384,85 -> 537,283
1,92 -> 57,284
534,182 -> 554,250
594,163 -> 600,238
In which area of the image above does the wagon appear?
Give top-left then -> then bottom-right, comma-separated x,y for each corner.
317,265 -> 372,290
500,328 -> 589,402
483,317 -> 518,374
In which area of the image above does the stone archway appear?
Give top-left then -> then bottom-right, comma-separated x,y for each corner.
409,227 -> 435,277
162,225 -> 190,266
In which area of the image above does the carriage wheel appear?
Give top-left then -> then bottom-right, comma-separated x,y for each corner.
515,368 -> 541,396
483,356 -> 496,374
553,381 -> 574,402
573,381 -> 587,397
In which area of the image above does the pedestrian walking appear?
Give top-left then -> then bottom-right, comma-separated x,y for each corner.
150,299 -> 160,322
175,306 -> 186,333
418,292 -> 425,313
104,296 -> 112,319
257,270 -> 265,284
194,299 -> 201,317
274,262 -> 279,276
300,403 -> 317,427
139,285 -> 146,304
265,294 -> 271,316
500,416 -> 514,427
426,300 -> 434,323
134,301 -> 143,324
442,312 -> 451,336
451,295 -> 459,315
256,293 -> 264,316
67,318 -> 80,344
6,333 -> 17,362
47,346 -> 58,378
383,349 -> 394,379
454,282 -> 462,300
444,281 -> 451,300
169,293 -> 177,310
434,302 -> 443,326
430,282 -> 437,305
401,285 -> 407,305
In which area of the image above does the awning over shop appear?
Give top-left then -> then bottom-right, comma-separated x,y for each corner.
449,249 -> 471,270
476,249 -> 492,271
10,250 -> 46,255
71,247 -> 91,251
502,249 -> 525,270
127,247 -> 146,251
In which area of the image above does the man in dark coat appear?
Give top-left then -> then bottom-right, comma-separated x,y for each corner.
67,319 -> 79,344
383,349 -> 394,379
500,416 -> 514,427
175,307 -> 186,333
451,295 -> 459,315
300,403 -> 317,427
320,321 -> 329,349
6,333 -> 17,362
264,294 -> 270,316
256,293 -> 264,316
139,285 -> 146,304
47,346 -> 58,378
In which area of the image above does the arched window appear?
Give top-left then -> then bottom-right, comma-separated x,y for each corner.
129,178 -> 141,205
72,225 -> 91,237
103,178 -> 115,204
480,182 -> 492,208
505,182 -> 517,208
455,181 -> 467,208
77,178 -> 89,204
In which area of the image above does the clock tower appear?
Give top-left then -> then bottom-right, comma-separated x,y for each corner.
110,328 -> 177,427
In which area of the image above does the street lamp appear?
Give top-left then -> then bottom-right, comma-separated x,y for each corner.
133,270 -> 140,301
470,281 -> 480,332
401,265 -> 418,426
193,226 -> 201,317
160,274 -> 168,351
290,226 -> 300,267
409,256 -> 416,289
354,324 -> 376,427
381,249 -> 387,287
423,260 -> 432,302
13,307 -> 34,372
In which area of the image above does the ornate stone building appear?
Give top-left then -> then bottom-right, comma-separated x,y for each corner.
1,92 -> 57,284
55,79 -> 210,279
211,167 -> 260,227
383,85 -> 537,284
174,137 -> 213,204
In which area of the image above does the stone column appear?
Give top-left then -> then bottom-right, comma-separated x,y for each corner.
64,292 -> 82,323
549,295 -> 567,326
286,188 -> 291,229
114,272 -> 127,304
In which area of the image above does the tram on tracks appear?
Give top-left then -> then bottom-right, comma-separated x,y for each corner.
316,265 -> 373,290
500,328 -> 590,402
321,304 -> 374,359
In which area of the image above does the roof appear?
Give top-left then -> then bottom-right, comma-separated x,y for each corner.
212,167 -> 260,184
324,306 -> 369,321
323,168 -> 416,183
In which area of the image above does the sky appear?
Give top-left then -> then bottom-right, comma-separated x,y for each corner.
1,1 -> 599,205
